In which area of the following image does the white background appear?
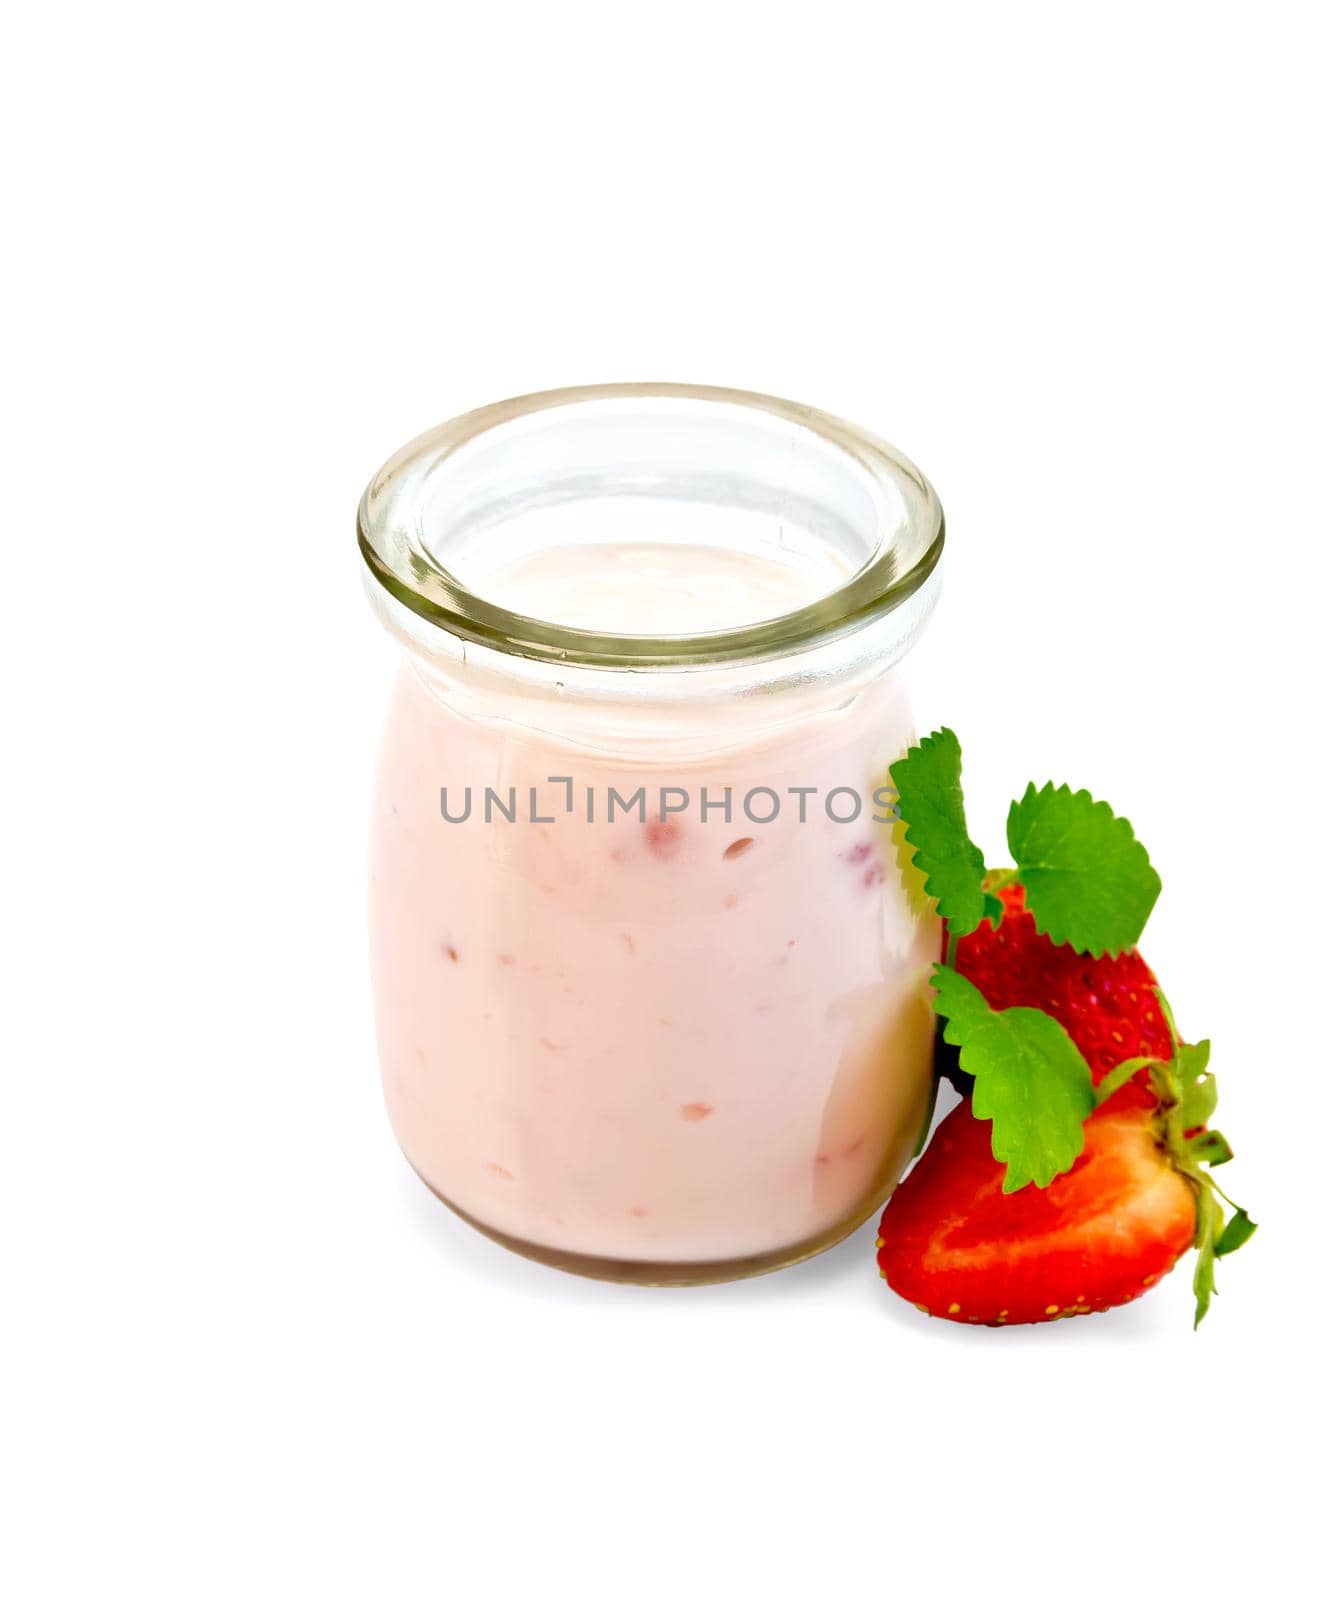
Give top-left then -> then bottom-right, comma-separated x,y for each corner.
4,4 -> 1329,1596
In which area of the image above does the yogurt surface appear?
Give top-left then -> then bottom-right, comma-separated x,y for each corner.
474,538 -> 852,633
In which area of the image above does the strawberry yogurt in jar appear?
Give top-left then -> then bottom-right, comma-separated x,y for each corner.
360,384 -> 945,1283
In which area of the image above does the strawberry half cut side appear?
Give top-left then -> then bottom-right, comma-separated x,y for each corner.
879,993 -> 1255,1326
876,1102 -> 1195,1325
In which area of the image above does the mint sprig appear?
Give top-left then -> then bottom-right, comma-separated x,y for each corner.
932,965 -> 1095,1192
888,730 -> 1000,937
891,732 -> 1158,959
1007,782 -> 1161,956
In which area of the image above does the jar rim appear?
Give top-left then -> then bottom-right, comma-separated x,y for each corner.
357,383 -> 945,670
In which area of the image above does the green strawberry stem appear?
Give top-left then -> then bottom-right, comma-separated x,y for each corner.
1129,989 -> 1256,1327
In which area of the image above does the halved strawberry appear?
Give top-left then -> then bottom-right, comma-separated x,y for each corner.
876,1101 -> 1195,1324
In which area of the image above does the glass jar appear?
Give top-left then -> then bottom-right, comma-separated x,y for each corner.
359,383 -> 945,1284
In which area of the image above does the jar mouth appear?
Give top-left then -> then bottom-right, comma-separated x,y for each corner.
357,383 -> 944,670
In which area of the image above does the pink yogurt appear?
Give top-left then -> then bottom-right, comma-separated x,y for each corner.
360,385 -> 945,1280
369,541 -> 939,1272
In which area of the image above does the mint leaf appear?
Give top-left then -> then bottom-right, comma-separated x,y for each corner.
931,965 -> 1095,1192
889,729 -> 1000,937
1006,782 -> 1161,956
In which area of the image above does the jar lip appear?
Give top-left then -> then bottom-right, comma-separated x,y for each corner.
357,382 -> 944,670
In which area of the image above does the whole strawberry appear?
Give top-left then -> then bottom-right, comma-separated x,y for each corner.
952,883 -> 1171,1111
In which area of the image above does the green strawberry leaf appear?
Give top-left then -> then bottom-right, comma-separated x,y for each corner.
1171,1039 -> 1217,1128
931,964 -> 1096,1192
1006,782 -> 1161,956
1215,1207 -> 1257,1257
1193,1234 -> 1217,1327
1181,1073 -> 1218,1130
1187,1129 -> 1234,1167
889,729 -> 1001,937
1192,1186 -> 1225,1326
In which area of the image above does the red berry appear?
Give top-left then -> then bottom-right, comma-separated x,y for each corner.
954,883 -> 1171,1110
876,1101 -> 1195,1324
